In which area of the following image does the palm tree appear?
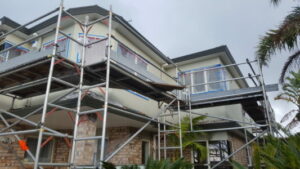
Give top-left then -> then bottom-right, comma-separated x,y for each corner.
275,70 -> 300,129
252,133 -> 300,169
167,116 -> 207,161
256,0 -> 300,82
230,132 -> 300,169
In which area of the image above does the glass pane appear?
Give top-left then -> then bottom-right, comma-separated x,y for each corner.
86,36 -> 103,59
117,44 -> 135,63
193,71 -> 205,93
57,38 -> 68,57
43,38 -> 68,58
209,141 -> 230,162
207,69 -> 223,91
25,138 -> 53,162
142,141 -> 150,164
184,73 -> 191,86
136,55 -> 148,70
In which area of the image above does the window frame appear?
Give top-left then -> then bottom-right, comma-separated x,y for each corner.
0,41 -> 29,62
179,64 -> 227,95
193,140 -> 231,168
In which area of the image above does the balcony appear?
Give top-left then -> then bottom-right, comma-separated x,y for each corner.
0,36 -> 182,102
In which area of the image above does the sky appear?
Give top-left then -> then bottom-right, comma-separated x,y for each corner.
1,0 -> 299,130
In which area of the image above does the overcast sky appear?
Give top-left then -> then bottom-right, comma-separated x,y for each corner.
1,0 -> 299,130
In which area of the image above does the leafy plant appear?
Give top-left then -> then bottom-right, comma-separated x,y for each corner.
275,70 -> 300,129
168,116 -> 207,161
256,1 -> 300,82
230,161 -> 247,169
252,133 -> 300,169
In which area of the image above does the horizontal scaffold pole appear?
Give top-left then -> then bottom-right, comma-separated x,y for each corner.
0,88 -> 77,133
211,129 -> 268,169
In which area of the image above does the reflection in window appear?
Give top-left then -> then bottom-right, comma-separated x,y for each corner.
209,141 -> 231,162
193,140 -> 231,169
24,138 -> 54,162
179,65 -> 227,94
117,43 -> 148,71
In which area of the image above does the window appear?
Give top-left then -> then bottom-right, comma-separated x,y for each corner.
0,43 -> 6,62
117,43 -> 148,71
43,37 -> 69,58
179,64 -> 227,94
193,141 -> 208,166
0,42 -> 29,62
142,141 -> 150,164
193,140 -> 231,169
208,141 -> 231,163
24,138 -> 54,162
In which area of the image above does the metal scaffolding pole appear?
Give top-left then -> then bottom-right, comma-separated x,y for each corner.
256,57 -> 273,135
177,100 -> 183,157
188,110 -> 260,126
69,15 -> 89,167
33,1 -> 64,169
243,112 -> 252,167
0,114 -> 42,168
211,129 -> 268,169
99,5 -> 113,169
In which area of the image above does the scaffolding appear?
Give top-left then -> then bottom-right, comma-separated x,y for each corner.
0,1 -> 280,169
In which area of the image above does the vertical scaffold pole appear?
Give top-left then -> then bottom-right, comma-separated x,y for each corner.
188,86 -> 193,131
175,66 -> 183,157
177,100 -> 183,157
243,112 -> 252,167
256,57 -> 273,135
99,6 -> 113,169
69,15 -> 89,167
157,111 -> 161,160
33,1 -> 64,169
163,109 -> 167,158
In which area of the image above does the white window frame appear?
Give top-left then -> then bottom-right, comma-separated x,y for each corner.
182,65 -> 227,95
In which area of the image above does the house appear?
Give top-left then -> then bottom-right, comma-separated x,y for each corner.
0,4 -> 275,169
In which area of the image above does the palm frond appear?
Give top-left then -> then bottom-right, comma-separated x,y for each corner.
256,7 -> 300,66
270,0 -> 281,6
286,118 -> 300,129
280,109 -> 298,123
280,50 -> 300,83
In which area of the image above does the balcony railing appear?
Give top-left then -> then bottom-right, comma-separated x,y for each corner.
179,60 -> 261,102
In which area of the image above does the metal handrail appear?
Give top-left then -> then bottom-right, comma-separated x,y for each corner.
190,74 -> 260,88
179,59 -> 257,74
0,8 -> 59,39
